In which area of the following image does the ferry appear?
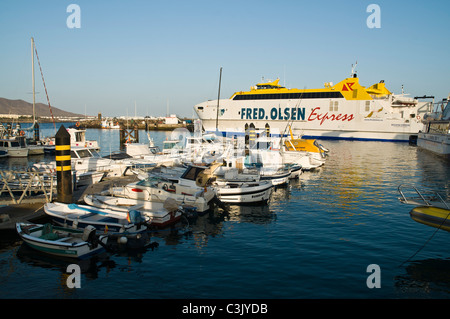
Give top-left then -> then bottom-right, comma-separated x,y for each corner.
194,70 -> 431,142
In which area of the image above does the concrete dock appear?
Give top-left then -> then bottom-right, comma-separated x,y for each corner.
0,175 -> 140,231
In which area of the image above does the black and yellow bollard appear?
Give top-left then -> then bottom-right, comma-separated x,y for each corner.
55,125 -> 72,203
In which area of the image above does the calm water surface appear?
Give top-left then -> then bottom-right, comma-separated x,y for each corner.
0,123 -> 449,299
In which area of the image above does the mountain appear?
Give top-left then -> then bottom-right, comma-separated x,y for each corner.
0,97 -> 84,118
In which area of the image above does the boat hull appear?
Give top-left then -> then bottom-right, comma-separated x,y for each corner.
214,181 -> 273,205
83,194 -> 183,228
44,202 -> 147,233
417,132 -> 450,158
409,206 -> 450,232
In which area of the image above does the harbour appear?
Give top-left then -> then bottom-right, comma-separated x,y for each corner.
0,123 -> 449,300
1,1 -> 450,309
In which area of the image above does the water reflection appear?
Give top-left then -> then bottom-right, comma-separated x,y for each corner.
395,258 -> 450,297
225,204 -> 276,225
416,148 -> 450,200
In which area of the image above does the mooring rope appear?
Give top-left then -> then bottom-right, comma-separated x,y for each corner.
399,208 -> 450,267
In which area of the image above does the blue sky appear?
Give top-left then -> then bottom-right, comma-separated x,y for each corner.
0,0 -> 449,118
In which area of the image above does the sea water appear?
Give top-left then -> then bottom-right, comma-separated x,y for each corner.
0,122 -> 449,300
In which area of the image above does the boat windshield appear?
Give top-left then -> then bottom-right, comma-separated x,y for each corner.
72,149 -> 93,158
180,166 -> 205,181
136,178 -> 159,187
442,101 -> 450,120
163,142 -> 180,150
89,149 -> 101,158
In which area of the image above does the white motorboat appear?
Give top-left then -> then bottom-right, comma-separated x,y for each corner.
68,125 -> 100,150
125,142 -> 181,167
83,194 -> 183,228
0,139 -> 28,157
212,179 -> 273,205
417,97 -> 450,158
175,163 -> 273,204
44,202 -> 150,234
106,174 -> 217,214
34,147 -> 132,178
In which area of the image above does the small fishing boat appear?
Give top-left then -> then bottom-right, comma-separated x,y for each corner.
16,223 -> 108,259
409,206 -> 450,232
44,202 -> 149,233
83,194 -> 183,228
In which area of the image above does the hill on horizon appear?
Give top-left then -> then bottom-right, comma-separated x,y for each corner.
0,97 -> 84,118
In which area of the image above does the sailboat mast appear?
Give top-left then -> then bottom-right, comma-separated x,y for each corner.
31,37 -> 35,124
215,67 -> 222,131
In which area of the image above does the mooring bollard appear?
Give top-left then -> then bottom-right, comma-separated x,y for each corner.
55,125 -> 72,203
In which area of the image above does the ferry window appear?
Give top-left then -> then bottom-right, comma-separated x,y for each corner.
365,101 -> 370,112
197,106 -> 203,110
329,101 -> 333,111
334,101 -> 339,111
0,142 -> 3,147
11,142 -> 20,147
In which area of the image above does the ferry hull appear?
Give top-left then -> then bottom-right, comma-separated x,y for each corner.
199,118 -> 421,142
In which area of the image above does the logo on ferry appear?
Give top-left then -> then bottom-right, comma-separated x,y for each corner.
240,107 -> 354,125
342,82 -> 355,91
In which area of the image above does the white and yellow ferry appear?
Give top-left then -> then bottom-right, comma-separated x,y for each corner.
194,71 -> 431,142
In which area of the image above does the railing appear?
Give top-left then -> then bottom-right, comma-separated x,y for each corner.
0,170 -> 54,205
398,184 -> 449,209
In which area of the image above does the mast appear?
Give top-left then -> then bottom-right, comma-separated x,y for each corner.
215,67 -> 222,131
31,37 -> 36,124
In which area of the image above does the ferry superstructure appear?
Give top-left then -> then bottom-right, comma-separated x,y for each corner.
194,73 -> 432,142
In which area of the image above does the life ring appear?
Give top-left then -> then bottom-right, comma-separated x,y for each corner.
416,115 -> 421,120
76,122 -> 80,127
19,130 -> 25,136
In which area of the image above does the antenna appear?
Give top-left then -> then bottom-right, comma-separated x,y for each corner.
215,67 -> 222,131
351,61 -> 358,77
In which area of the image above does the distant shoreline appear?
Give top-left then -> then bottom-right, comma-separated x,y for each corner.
0,116 -> 195,131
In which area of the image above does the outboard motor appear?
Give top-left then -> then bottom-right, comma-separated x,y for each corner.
82,225 -> 98,248
127,210 -> 145,230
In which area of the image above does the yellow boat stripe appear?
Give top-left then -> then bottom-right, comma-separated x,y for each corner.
55,145 -> 71,151
56,155 -> 71,161
56,166 -> 72,171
